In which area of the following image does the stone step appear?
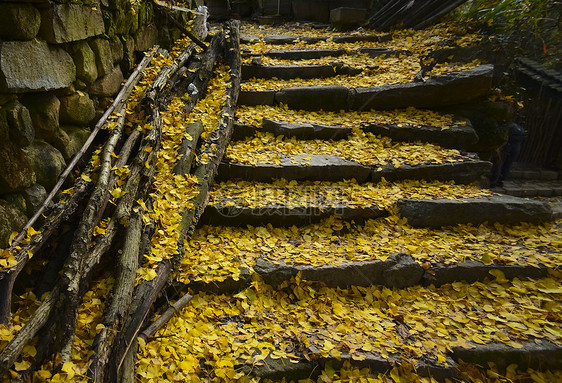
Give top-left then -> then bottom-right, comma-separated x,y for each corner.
232,119 -> 352,141
240,33 -> 390,45
254,255 -> 550,290
358,47 -> 411,58
241,47 -> 409,60
263,48 -> 348,60
233,118 -> 479,150
167,266 -> 562,381
218,155 -> 490,184
239,65 -> 494,110
247,352 -> 458,382
493,180 -> 562,198
201,204 -> 387,227
218,154 -> 371,182
244,342 -> 562,382
241,63 -> 361,80
398,195 -> 554,228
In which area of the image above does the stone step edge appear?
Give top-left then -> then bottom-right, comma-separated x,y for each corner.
201,204 -> 387,227
239,64 -> 494,111
182,254 -> 551,295
240,33 -> 392,45
240,47 -> 410,60
241,63 -> 362,80
240,341 -> 562,382
232,118 -> 478,150
218,156 -> 491,185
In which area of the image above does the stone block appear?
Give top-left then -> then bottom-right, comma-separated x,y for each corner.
89,38 -> 114,78
59,92 -> 95,125
23,139 -> 66,190
134,24 -> 158,52
275,85 -> 351,111
89,66 -> 124,96
266,48 -> 347,60
261,118 -> 351,140
109,36 -> 124,64
121,38 -> 136,72
238,90 -> 276,106
71,41 -> 98,84
330,7 -> 367,26
61,125 -> 90,160
452,341 -> 562,371
540,170 -> 558,180
398,195 -> 553,228
350,65 -> 494,110
218,154 -> 371,182
242,64 -> 339,80
0,40 -> 76,92
5,101 -> 34,147
22,93 -> 60,137
0,200 -> 27,249
23,184 -> 47,216
0,142 -> 36,194
39,3 -> 104,43
2,193 -> 27,215
0,3 -> 41,40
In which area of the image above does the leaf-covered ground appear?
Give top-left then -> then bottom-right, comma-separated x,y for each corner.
240,23 -> 484,91
2,19 -> 561,383
225,130 -> 469,167
137,273 -> 562,382
236,104 -> 465,130
177,216 -> 561,284
209,179 -> 493,210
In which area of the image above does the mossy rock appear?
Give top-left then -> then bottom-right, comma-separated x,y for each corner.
22,93 -> 60,137
0,142 -> 36,194
0,3 -> 41,41
0,199 -> 27,249
22,140 -> 66,190
4,100 -> 34,147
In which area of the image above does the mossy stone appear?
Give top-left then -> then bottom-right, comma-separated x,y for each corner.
59,93 -> 96,126
0,200 -> 27,249
22,140 -> 66,190
0,3 -> 41,41
0,142 -> 36,194
22,93 -> 60,137
5,100 -> 34,147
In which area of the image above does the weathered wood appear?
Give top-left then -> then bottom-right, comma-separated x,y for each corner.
0,286 -> 59,376
114,20 -> 240,382
153,1 -> 208,51
141,293 -> 193,340
173,121 -> 205,175
88,105 -> 163,382
0,51 -> 155,324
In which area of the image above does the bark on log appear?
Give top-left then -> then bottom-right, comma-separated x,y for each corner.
88,106 -> 162,382
0,51 -> 155,324
173,121 -> 205,175
114,20 -> 240,382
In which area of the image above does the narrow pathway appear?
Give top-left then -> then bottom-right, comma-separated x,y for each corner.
137,23 -> 562,382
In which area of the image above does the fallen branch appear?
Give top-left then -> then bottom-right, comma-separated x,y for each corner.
0,51 -> 156,324
140,292 -> 193,340
113,20 -> 240,381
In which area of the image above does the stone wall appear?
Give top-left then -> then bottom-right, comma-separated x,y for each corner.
0,0 -> 197,248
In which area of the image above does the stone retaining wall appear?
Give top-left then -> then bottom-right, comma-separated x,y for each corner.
0,0 -> 199,247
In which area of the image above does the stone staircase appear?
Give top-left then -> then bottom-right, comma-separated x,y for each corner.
141,24 -> 562,382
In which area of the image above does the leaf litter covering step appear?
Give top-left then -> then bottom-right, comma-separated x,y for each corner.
134,274 -> 562,381
209,179 -> 493,211
237,104 -> 467,132
241,59 -> 485,91
224,130 -> 469,168
240,23 -> 483,57
176,215 -> 561,285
